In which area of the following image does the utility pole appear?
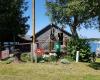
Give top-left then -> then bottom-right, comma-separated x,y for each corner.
32,0 -> 37,63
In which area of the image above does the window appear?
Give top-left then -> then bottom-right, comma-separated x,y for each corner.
58,33 -> 63,45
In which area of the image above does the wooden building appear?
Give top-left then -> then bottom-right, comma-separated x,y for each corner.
34,24 -> 72,52
0,34 -> 32,53
0,24 -> 72,54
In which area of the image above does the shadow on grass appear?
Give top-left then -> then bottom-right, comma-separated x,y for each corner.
89,62 -> 100,70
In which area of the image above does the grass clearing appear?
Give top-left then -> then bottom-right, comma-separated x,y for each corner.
96,58 -> 100,62
0,62 -> 99,80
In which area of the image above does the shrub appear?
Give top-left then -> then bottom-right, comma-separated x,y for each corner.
1,58 -> 14,64
49,55 -> 57,62
32,55 -> 44,63
42,53 -> 57,62
43,56 -> 50,62
67,38 -> 91,62
64,55 -> 74,62
21,53 -> 31,62
42,53 -> 50,62
37,56 -> 44,63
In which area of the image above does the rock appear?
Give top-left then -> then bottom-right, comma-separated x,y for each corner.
39,60 -> 45,63
60,59 -> 70,64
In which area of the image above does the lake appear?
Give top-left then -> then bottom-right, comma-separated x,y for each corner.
89,41 -> 100,52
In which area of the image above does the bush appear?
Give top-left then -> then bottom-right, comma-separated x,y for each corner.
32,56 -> 44,63
67,38 -> 91,62
49,55 -> 57,62
42,53 -> 57,62
64,55 -> 74,62
1,58 -> 14,64
37,56 -> 44,63
33,53 -> 57,63
43,56 -> 50,62
21,53 -> 31,62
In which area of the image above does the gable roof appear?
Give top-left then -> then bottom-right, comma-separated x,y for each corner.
35,24 -> 72,38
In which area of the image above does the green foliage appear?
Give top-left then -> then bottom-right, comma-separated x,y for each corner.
0,0 -> 29,36
46,0 -> 100,25
32,56 -> 44,63
1,58 -> 14,64
67,38 -> 91,62
43,56 -> 50,62
21,53 -> 31,62
46,0 -> 100,38
64,55 -> 74,62
37,56 -> 44,63
89,62 -> 100,70
33,55 -> 57,63
43,55 -> 57,62
49,55 -> 57,62
4,59 -> 13,64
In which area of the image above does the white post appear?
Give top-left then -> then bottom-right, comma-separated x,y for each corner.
76,51 -> 79,63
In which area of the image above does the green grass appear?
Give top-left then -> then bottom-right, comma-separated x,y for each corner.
96,58 -> 100,62
0,62 -> 99,80
89,58 -> 100,70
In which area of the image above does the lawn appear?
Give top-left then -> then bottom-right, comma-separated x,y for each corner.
0,61 -> 100,80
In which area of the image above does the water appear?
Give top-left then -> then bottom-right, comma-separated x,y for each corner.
90,43 -> 97,52
89,42 -> 100,52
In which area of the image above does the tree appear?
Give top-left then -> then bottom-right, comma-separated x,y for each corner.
0,0 -> 29,37
46,0 -> 100,39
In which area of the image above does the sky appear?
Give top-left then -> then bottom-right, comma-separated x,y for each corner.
25,0 -> 100,38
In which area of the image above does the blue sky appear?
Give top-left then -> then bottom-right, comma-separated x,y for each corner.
25,0 -> 50,35
25,0 -> 100,38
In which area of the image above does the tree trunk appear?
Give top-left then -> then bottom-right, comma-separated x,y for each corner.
70,25 -> 78,39
70,16 -> 79,39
